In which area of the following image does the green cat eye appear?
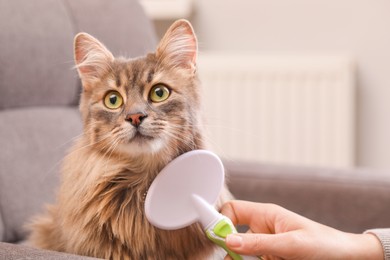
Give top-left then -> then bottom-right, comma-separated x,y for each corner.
104,91 -> 123,109
149,84 -> 170,103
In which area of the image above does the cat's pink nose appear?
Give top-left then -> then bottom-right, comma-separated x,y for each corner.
126,113 -> 148,127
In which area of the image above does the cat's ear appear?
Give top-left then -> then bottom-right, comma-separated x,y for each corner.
74,33 -> 114,90
156,19 -> 198,71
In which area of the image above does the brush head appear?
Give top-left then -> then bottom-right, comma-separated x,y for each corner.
144,150 -> 224,230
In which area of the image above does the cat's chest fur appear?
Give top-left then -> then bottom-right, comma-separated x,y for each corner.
52,143 -> 217,259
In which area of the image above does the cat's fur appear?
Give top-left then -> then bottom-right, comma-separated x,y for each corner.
28,20 -> 231,259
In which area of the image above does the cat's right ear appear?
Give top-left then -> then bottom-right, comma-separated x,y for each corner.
74,33 -> 114,91
156,19 -> 198,72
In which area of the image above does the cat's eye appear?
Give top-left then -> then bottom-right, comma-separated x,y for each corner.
104,91 -> 123,109
149,84 -> 170,103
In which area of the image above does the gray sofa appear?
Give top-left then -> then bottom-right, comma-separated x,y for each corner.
1,0 -> 390,259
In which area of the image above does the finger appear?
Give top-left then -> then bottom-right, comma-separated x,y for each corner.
221,200 -> 280,234
220,200 -> 259,226
225,233 -> 293,257
220,200 -> 238,225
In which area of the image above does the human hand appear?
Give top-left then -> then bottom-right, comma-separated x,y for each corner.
221,200 -> 383,260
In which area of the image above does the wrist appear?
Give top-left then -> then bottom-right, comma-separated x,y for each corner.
348,233 -> 384,260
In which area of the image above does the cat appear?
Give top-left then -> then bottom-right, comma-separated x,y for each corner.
28,19 -> 232,259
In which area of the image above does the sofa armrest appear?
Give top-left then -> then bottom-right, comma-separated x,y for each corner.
225,161 -> 390,233
0,242 -> 102,260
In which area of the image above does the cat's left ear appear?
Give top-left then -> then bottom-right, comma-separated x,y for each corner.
74,33 -> 114,90
156,19 -> 198,71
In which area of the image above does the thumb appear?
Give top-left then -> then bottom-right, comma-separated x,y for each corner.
226,233 -> 289,257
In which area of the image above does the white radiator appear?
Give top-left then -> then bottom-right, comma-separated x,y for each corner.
198,53 -> 355,168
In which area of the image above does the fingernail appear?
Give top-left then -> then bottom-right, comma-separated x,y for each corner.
226,234 -> 243,247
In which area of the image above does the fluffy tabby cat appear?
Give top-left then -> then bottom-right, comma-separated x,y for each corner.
28,20 -> 232,259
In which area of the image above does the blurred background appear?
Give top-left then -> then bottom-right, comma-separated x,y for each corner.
141,0 -> 390,170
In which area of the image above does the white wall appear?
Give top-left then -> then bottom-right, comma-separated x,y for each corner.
154,0 -> 390,170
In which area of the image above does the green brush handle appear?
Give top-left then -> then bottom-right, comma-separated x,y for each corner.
205,216 -> 262,260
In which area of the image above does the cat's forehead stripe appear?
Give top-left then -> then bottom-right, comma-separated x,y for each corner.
129,64 -> 139,86
112,58 -> 163,97
146,68 -> 154,83
116,76 -> 121,88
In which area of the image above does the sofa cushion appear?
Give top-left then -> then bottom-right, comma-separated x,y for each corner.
66,0 -> 157,59
0,107 -> 82,242
0,242 -> 102,259
0,0 -> 78,109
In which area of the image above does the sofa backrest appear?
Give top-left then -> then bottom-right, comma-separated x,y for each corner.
0,0 -> 156,243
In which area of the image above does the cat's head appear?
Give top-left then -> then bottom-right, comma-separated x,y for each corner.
74,20 -> 204,157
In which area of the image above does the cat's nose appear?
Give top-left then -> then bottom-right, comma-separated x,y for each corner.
126,113 -> 148,127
